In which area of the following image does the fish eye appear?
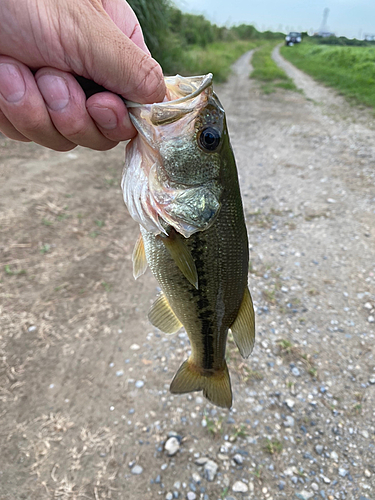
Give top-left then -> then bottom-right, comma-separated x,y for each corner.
199,127 -> 221,152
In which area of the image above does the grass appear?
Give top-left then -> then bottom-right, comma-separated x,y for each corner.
281,43 -> 375,108
182,40 -> 261,82
264,438 -> 283,455
251,43 -> 298,93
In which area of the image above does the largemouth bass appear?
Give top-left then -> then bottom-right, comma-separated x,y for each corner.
122,74 -> 255,408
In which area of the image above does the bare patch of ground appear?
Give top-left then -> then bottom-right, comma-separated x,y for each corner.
1,51 -> 374,500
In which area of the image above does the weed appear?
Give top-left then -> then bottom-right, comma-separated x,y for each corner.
230,424 -> 248,441
352,403 -> 362,414
262,289 -> 277,304
4,265 -> 26,276
220,487 -> 229,499
241,365 -> 264,382
40,244 -> 51,254
89,231 -> 99,238
95,220 -> 105,228
57,213 -> 69,221
42,218 -> 53,226
101,282 -> 111,292
264,438 -> 283,455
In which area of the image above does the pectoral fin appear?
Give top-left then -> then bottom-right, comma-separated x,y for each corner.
148,292 -> 183,334
132,233 -> 148,279
230,287 -> 255,358
159,230 -> 198,289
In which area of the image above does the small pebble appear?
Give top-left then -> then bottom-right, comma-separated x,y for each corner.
135,380 -> 144,388
284,416 -> 295,427
233,454 -> 244,465
338,468 -> 347,477
187,492 -> 196,500
296,492 -> 314,500
364,469 -> 371,477
131,465 -> 143,475
315,445 -> 323,455
330,451 -> 338,461
203,460 -> 218,482
285,398 -> 295,409
232,481 -> 248,493
165,437 -> 180,456
130,343 -> 140,350
166,493 -> 173,500
292,367 -> 300,377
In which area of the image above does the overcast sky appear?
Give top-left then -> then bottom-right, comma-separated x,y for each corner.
175,0 -> 375,39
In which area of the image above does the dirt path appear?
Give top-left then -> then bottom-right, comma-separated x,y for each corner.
1,51 -> 374,500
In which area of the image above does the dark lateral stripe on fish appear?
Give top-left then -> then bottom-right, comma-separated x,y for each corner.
190,238 -> 215,370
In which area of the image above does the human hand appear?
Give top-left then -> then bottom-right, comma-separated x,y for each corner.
0,0 -> 166,151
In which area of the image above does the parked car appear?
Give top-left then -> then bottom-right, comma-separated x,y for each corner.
285,32 -> 302,46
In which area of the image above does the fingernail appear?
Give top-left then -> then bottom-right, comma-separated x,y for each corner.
0,63 -> 26,102
37,74 -> 70,111
88,105 -> 117,130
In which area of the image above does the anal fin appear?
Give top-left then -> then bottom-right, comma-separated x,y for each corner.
132,232 -> 148,279
159,230 -> 198,289
170,359 -> 232,409
230,287 -> 255,358
148,292 -> 183,334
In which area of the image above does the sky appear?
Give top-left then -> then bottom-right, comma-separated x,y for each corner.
175,0 -> 375,39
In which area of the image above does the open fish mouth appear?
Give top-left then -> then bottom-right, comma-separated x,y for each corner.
121,73 -> 224,239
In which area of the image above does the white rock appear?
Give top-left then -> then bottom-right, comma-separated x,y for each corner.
296,491 -> 313,500
330,451 -> 339,462
338,468 -> 347,477
204,460 -> 218,481
364,469 -> 371,478
232,481 -> 248,493
130,343 -> 140,350
285,398 -> 295,409
284,416 -> 295,427
192,472 -> 201,483
361,429 -> 369,439
233,454 -> 244,465
187,492 -> 196,500
164,437 -> 180,456
368,315 -> 375,323
131,465 -> 143,475
364,302 -> 373,310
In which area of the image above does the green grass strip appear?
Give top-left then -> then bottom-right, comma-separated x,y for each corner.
180,40 -> 261,82
251,43 -> 298,93
280,43 -> 375,108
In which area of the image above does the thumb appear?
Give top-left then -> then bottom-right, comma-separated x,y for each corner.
77,4 -> 165,104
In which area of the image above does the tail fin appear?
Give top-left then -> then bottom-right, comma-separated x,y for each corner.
170,359 -> 232,409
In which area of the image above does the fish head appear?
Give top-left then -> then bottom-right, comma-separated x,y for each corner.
122,74 -> 228,238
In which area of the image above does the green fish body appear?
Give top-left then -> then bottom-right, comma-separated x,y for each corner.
122,74 -> 255,408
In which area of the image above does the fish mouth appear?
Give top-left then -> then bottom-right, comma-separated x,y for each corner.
126,73 -> 213,110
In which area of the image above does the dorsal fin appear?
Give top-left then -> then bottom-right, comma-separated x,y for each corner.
159,230 -> 198,289
132,232 -> 148,279
148,292 -> 183,334
230,287 -> 255,358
